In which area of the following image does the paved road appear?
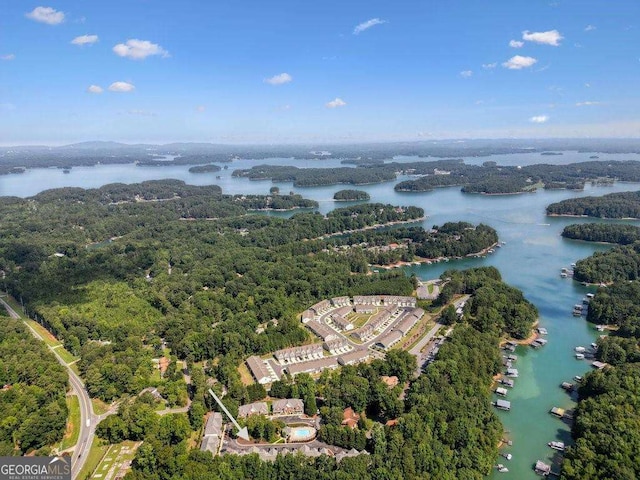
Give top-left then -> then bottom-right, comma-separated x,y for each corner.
0,297 -> 96,479
408,295 -> 470,376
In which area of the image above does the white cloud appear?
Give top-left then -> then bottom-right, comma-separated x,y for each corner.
502,55 -> 537,70
353,18 -> 386,35
108,81 -> 135,92
326,98 -> 346,108
86,85 -> 103,94
71,35 -> 99,46
530,115 -> 549,123
264,73 -> 292,85
585,25 -> 596,32
26,6 -> 65,25
1,54 -> 15,61
460,70 -> 473,78
482,63 -> 497,69
113,39 -> 169,60
522,30 -> 563,46
509,40 -> 524,48
196,105 -> 206,112
576,101 -> 601,107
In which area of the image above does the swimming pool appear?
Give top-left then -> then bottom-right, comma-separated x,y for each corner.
286,426 -> 317,442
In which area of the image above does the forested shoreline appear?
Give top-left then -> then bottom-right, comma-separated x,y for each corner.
0,179 -> 542,477
557,224 -> 640,479
561,223 -> 640,245
547,191 -> 640,219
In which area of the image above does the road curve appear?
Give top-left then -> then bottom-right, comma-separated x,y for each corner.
0,297 -> 95,479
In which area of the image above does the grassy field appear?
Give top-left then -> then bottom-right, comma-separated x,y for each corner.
60,395 -> 81,451
238,362 -> 254,386
88,441 -> 140,480
25,319 -> 61,347
91,398 -> 111,416
349,312 -> 372,329
54,345 -> 79,364
77,438 -> 109,480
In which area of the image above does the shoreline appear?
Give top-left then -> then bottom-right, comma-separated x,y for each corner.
548,213 -> 640,220
372,241 -> 499,270
319,216 -> 427,240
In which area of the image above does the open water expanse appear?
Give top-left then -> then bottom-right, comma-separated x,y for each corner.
2,151 -> 639,478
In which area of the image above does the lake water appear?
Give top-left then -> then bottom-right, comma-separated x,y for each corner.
2,151 -> 639,478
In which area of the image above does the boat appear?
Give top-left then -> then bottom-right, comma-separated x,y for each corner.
496,464 -> 509,473
561,381 -> 574,391
571,263 -> 577,267
537,327 -> 548,335
501,452 -> 512,460
560,272 -> 568,278
575,353 -> 585,360
574,375 -> 583,382
590,342 -> 598,350
531,338 -> 548,348
586,293 -> 595,299
574,346 -> 586,353
534,460 -> 552,476
548,441 -> 566,452
495,387 -> 508,396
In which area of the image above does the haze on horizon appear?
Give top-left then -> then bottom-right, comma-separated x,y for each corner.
1,1 -> 639,145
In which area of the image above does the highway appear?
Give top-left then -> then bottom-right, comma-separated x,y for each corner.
0,296 -> 96,479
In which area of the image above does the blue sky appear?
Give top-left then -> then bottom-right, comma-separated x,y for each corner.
1,1 -> 639,144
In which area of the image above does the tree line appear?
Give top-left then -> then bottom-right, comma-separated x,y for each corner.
0,313 -> 69,455
547,190 -> 640,219
558,227 -> 640,479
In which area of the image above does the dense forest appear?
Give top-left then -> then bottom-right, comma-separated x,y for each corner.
547,191 -> 640,218
562,223 -> 640,245
572,243 -> 640,284
0,182 -> 421,405
557,236 -> 640,479
324,222 -> 498,266
187,164 -> 222,173
396,161 -> 640,194
434,267 -> 538,339
0,311 -> 69,455
333,189 -> 371,201
232,164 -> 398,187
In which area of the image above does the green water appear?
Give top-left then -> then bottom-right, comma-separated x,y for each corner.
2,152 -> 640,478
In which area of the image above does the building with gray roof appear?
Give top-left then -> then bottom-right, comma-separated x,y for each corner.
286,357 -> 339,377
238,402 -> 268,418
201,412 -> 224,454
376,330 -> 403,350
246,356 -> 273,385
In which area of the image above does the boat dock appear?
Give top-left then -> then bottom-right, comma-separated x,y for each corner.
531,337 -> 548,348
